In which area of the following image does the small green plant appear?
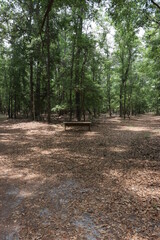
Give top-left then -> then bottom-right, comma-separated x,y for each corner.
144,132 -> 150,139
51,104 -> 68,114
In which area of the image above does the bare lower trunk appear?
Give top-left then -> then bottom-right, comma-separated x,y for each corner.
120,83 -> 123,117
30,58 -> 34,120
123,81 -> 126,119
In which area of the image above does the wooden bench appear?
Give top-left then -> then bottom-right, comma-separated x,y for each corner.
64,121 -> 91,131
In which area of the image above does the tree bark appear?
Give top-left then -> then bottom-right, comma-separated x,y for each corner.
46,12 -> 51,123
69,37 -> 76,121
75,11 -> 83,121
120,83 -> 123,117
41,0 -> 55,31
151,0 -> 160,10
30,58 -> 34,120
35,61 -> 41,119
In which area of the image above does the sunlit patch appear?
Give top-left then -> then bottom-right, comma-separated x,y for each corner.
9,173 -> 24,179
127,183 -> 160,198
107,118 -> 122,123
23,173 -> 41,181
118,126 -> 151,132
30,146 -> 70,156
84,131 -> 100,137
0,139 -> 12,143
109,146 -> 129,152
151,129 -> 160,136
17,190 -> 33,198
30,146 -> 41,152
26,129 -> 56,136
104,169 -> 125,184
41,150 -> 52,155
0,133 -> 12,136
128,233 -> 149,240
0,133 -> 13,142
124,170 -> 160,199
0,163 -> 41,181
116,125 -> 160,137
109,169 -> 124,178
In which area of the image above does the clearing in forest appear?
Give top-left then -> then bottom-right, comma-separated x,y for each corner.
0,114 -> 160,240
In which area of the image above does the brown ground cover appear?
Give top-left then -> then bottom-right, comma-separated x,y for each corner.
0,114 -> 160,240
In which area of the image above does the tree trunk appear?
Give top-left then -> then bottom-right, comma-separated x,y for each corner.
35,61 -> 41,119
8,94 -> 11,118
30,58 -> 34,120
69,38 -> 75,121
46,12 -> 51,123
75,47 -> 81,121
14,93 -> 17,119
10,95 -> 13,118
120,83 -> 123,117
75,10 -> 83,121
123,81 -> 127,119
107,72 -> 112,117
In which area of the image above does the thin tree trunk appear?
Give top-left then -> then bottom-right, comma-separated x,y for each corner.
70,38 -> 75,121
46,12 -> 51,123
123,82 -> 126,119
75,10 -> 83,121
14,94 -> 17,119
8,94 -> 11,118
10,95 -> 13,118
35,61 -> 41,119
120,83 -> 123,117
107,72 -> 112,117
30,58 -> 34,120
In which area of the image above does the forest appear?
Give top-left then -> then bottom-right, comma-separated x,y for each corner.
0,0 -> 160,122
0,0 -> 160,239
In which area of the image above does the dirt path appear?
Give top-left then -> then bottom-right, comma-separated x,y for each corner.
0,114 -> 160,240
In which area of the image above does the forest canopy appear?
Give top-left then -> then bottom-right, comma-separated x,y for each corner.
0,0 -> 160,122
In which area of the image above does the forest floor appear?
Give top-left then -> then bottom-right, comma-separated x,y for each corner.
0,114 -> 160,240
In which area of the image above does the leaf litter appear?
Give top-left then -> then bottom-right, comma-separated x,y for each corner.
0,114 -> 160,239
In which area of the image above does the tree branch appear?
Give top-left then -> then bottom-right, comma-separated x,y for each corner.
151,0 -> 160,10
41,0 -> 54,32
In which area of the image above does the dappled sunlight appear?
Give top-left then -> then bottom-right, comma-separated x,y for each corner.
108,166 -> 160,200
7,121 -> 47,130
0,139 -> 12,143
124,170 -> 160,199
83,131 -> 100,137
128,234 -> 150,240
17,190 -> 34,198
0,133 -> 15,143
25,128 -> 56,136
118,126 -> 151,132
109,146 -> 129,153
109,169 -> 124,178
114,124 -> 160,138
30,146 -> 70,156
127,182 -> 160,199
23,172 -> 43,181
105,166 -> 160,217
0,163 -> 41,181
0,133 -> 12,136
40,150 -> 52,155
107,117 -> 122,123
151,129 -> 160,137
